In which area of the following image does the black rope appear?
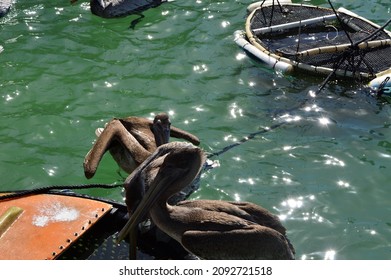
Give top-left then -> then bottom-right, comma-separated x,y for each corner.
0,183 -> 123,201
207,121 -> 288,159
206,53 -> 346,160
209,3 -> 391,160
327,0 -> 378,78
328,0 -> 353,45
279,7 -> 391,114
355,49 -> 375,77
259,0 -> 284,27
354,17 -> 391,46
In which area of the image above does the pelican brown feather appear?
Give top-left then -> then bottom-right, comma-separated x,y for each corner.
117,142 -> 295,260
83,113 -> 199,179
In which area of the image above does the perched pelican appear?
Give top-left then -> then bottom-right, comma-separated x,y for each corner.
83,113 -> 200,179
117,142 -> 295,260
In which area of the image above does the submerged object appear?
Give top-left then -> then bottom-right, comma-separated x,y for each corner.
90,0 -> 166,18
235,1 -> 391,92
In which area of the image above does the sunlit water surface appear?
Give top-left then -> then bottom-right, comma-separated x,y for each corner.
1,0 -> 391,259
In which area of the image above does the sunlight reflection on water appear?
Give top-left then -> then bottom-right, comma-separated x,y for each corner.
1,0 -> 391,260
301,250 -> 337,260
276,194 -> 331,225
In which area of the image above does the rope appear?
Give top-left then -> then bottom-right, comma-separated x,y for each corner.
354,17 -> 391,46
207,121 -> 288,159
257,0 -> 285,28
216,12 -> 391,159
327,0 -> 353,45
0,183 -> 123,201
4,5 -> 390,198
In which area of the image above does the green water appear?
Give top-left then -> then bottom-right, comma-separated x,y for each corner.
1,0 -> 390,260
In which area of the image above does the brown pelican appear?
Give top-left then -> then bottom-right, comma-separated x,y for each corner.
84,113 -> 200,179
117,142 -> 295,260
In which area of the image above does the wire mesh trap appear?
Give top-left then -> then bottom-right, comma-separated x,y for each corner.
234,1 -> 391,98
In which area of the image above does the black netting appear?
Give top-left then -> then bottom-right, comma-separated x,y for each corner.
249,4 -> 391,75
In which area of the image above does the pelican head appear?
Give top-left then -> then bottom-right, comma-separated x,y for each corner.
117,142 -> 205,243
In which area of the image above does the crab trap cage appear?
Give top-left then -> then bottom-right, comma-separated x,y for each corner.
234,1 -> 391,98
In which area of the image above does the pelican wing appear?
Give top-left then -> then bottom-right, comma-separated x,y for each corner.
181,225 -> 294,260
177,200 -> 286,235
84,119 -> 150,178
119,117 -> 157,152
170,126 -> 200,146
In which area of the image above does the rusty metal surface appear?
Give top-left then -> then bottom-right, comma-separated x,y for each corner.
0,193 -> 112,260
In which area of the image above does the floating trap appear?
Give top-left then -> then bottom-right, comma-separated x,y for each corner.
234,1 -> 391,96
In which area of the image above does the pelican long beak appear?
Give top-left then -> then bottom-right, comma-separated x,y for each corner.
154,126 -> 170,146
117,142 -> 205,244
117,172 -> 176,243
152,122 -> 170,146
